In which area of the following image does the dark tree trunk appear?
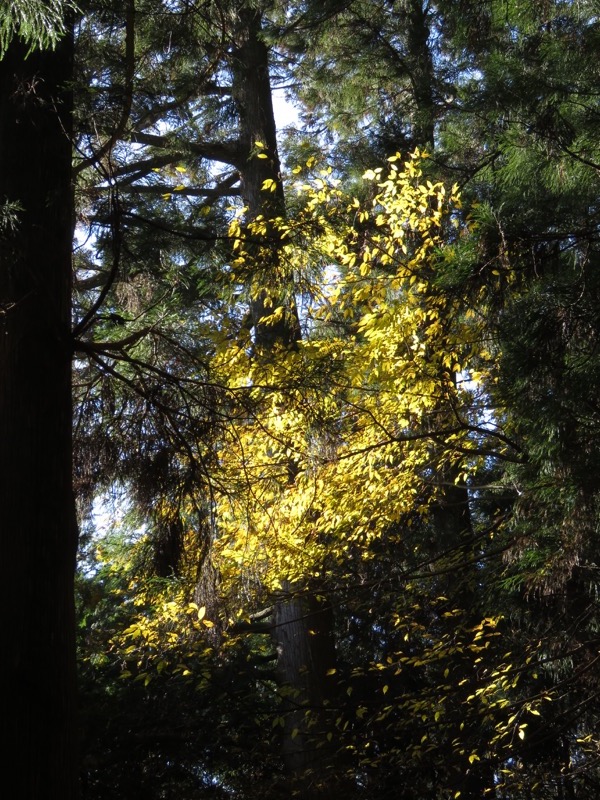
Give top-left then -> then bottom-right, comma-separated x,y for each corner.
0,33 -> 78,799
230,9 -> 334,794
231,4 -> 300,349
406,0 -> 436,149
272,584 -> 336,797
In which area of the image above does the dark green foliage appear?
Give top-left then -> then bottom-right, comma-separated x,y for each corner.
77,554 -> 283,800
74,1 -> 600,798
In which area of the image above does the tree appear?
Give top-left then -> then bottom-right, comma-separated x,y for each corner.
72,2 -> 334,793
0,5 -> 79,797
278,1 -> 600,792
220,152 -> 511,791
71,1 -> 600,797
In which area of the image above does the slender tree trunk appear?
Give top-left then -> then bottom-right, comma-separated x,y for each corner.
0,33 -> 78,799
272,583 -> 336,796
406,0 -> 436,149
230,8 -> 334,794
231,4 -> 300,349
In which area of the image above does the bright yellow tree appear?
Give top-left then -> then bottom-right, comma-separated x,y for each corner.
213,151 -> 489,591
103,151 -> 549,797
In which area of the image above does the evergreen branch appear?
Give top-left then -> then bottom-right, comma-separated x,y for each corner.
128,131 -> 243,167
73,157 -> 124,337
122,182 -> 240,199
133,82 -> 232,132
75,326 -> 153,354
121,210 -> 227,241
0,0 -> 79,58
71,0 -> 135,174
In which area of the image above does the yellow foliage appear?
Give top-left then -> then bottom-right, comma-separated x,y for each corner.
105,154 -> 534,790
213,152 -> 493,591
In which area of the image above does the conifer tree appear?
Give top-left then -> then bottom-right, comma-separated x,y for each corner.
73,1 -> 600,797
74,2 -> 334,794
0,6 -> 79,797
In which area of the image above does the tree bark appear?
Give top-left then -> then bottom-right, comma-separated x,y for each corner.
0,33 -> 79,799
231,4 -> 300,349
272,584 -> 336,797
229,8 -> 334,794
406,0 -> 436,149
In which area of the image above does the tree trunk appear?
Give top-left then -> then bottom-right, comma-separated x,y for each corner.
0,33 -> 78,799
230,8 -> 334,793
272,584 -> 336,797
406,0 -> 436,149
231,4 -> 300,349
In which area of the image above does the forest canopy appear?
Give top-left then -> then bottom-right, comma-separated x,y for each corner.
2,1 -> 600,799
